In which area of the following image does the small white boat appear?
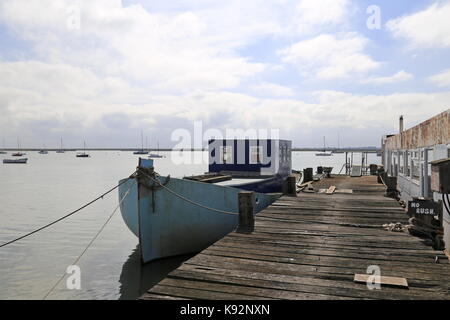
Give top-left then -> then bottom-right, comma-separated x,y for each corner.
316,152 -> 333,156
148,141 -> 164,158
3,158 -> 28,164
148,153 -> 163,158
316,136 -> 333,156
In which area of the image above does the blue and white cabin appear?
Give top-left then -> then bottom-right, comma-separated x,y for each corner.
208,139 -> 292,178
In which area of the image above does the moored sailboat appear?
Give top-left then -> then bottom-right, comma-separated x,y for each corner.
148,141 -> 164,158
12,138 -> 25,157
76,141 -> 90,158
56,138 -> 65,153
133,132 -> 148,155
315,136 -> 333,156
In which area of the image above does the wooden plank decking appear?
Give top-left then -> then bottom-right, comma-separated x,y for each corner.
141,175 -> 450,300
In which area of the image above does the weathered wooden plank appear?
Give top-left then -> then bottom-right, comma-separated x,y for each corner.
158,277 -> 355,300
186,252 -> 449,284
149,284 -> 267,300
200,247 -> 449,274
354,274 -> 409,289
326,186 -> 337,194
172,265 -> 446,300
212,239 -> 445,265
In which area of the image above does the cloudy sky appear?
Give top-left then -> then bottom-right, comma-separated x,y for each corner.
0,0 -> 449,149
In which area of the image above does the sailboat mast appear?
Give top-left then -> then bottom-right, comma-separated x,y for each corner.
338,133 -> 340,149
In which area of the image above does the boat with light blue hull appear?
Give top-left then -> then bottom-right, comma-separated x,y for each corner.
119,160 -> 281,263
119,139 -> 293,263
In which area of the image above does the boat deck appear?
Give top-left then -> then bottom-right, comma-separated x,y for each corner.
140,175 -> 450,300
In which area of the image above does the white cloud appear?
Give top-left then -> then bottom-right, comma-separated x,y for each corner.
0,0 -> 449,148
294,0 -> 351,34
251,82 -> 294,97
362,71 -> 414,85
0,0 -> 267,93
278,33 -> 379,79
386,1 -> 450,48
427,69 -> 450,87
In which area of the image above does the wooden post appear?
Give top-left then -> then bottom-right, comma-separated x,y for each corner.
303,168 -> 313,183
236,191 -> 255,234
283,175 -> 297,197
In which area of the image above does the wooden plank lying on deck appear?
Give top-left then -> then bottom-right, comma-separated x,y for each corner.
354,274 -> 409,288
326,186 -> 336,194
141,175 -> 450,300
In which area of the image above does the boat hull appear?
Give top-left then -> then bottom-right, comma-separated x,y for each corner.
119,176 -> 280,263
3,158 -> 27,164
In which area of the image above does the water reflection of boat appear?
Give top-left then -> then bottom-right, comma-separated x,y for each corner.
119,139 -> 292,263
118,246 -> 193,300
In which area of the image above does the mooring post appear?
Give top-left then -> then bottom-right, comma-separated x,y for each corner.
283,175 -> 297,197
236,191 -> 255,234
303,168 -> 313,183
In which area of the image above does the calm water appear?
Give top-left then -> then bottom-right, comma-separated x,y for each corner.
0,150 -> 380,300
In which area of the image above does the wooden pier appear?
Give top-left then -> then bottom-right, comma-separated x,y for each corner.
141,175 -> 450,300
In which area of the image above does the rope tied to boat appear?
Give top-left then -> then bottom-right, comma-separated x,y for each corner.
138,168 -> 239,216
43,182 -> 135,300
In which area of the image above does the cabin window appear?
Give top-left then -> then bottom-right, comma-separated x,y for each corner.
399,151 -> 404,174
220,146 -> 233,164
250,146 -> 263,164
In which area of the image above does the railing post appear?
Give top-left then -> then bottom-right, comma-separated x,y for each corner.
236,191 -> 255,234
